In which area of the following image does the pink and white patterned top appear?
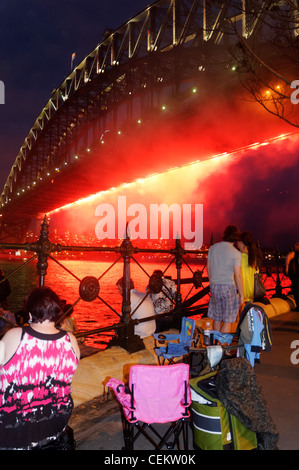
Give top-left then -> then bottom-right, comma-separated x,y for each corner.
0,326 -> 78,449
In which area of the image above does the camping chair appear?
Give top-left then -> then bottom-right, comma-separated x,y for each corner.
106,363 -> 191,450
153,316 -> 196,365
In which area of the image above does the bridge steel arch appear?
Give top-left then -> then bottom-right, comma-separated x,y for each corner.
0,0 -> 291,242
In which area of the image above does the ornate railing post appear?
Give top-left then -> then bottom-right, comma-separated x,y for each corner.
274,245 -> 282,297
26,215 -> 61,287
172,238 -> 184,328
109,231 -> 145,353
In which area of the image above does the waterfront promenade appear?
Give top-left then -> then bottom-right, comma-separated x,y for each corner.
70,307 -> 299,451
255,309 -> 299,450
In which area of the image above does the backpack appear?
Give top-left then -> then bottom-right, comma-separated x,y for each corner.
237,303 -> 273,353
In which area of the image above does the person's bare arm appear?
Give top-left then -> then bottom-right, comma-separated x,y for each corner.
234,264 -> 244,306
1,327 -> 22,364
67,332 -> 81,361
285,251 -> 295,275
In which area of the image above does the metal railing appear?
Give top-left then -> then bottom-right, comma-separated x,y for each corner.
0,216 -> 210,352
0,216 -> 293,352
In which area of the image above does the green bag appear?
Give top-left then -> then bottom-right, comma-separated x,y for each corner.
190,372 -> 257,450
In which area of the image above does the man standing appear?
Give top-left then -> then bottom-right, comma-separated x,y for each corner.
207,225 -> 244,333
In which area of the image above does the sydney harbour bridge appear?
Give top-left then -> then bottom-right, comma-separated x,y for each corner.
0,0 -> 297,242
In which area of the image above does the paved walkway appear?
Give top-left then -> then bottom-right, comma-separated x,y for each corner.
254,309 -> 299,450
70,309 -> 299,451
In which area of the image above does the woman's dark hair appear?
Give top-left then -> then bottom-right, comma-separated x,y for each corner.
240,231 -> 260,268
222,225 -> 241,243
116,277 -> 134,290
26,287 -> 62,323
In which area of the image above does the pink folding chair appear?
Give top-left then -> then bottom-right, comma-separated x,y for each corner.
106,363 -> 191,450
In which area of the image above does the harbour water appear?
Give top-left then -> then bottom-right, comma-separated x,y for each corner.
0,254 -> 291,348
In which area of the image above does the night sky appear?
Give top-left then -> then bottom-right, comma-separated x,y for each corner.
0,0 -> 150,189
0,0 -> 298,252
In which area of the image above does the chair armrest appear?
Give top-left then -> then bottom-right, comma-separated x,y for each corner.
153,333 -> 180,341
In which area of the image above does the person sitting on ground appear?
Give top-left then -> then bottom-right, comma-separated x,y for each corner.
0,301 -> 16,337
0,286 -> 80,450
0,268 -> 11,304
0,269 -> 15,337
146,270 -> 177,332
59,303 -> 79,335
116,278 -> 156,339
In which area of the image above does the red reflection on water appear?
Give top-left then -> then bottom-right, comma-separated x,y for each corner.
44,258 -> 209,348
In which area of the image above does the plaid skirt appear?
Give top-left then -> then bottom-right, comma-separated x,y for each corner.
208,283 -> 239,323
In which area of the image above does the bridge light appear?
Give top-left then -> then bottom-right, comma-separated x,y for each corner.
192,87 -> 197,93
74,155 -> 78,159
161,105 -> 166,111
137,119 -> 142,124
231,65 -> 236,71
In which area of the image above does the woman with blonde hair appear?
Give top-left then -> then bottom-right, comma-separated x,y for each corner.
237,231 -> 261,303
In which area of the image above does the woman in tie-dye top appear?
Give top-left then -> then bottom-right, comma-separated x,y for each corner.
0,287 -> 80,450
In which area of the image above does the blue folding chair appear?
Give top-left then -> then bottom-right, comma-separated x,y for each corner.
153,317 -> 196,365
